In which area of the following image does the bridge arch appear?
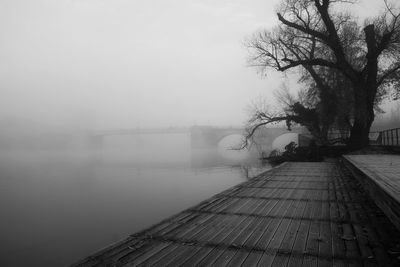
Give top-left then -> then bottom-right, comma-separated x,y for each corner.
190,126 -> 244,149
190,126 -> 308,152
271,132 -> 299,151
217,134 -> 249,161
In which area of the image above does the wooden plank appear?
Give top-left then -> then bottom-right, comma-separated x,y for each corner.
163,245 -> 203,266
72,161 -> 400,267
206,197 -> 241,212
270,200 -> 308,266
240,251 -> 263,266
210,249 -> 238,266
131,243 -> 178,266
146,244 -> 187,267
98,240 -> 155,265
318,221 -> 333,267
255,253 -> 276,267
243,200 -> 284,248
195,213 -> 264,266
344,155 -> 400,231
336,166 -> 390,266
180,247 -> 215,266
236,199 -> 259,213
330,175 -> 347,265
200,214 -> 247,243
225,250 -> 251,267
207,207 -> 272,265
224,198 -> 253,213
246,223 -> 283,250
188,215 -> 233,241
302,198 -> 323,267
151,245 -> 196,267
203,217 -> 255,264
287,201 -> 314,267
196,197 -> 226,211
256,203 -> 295,250
166,213 -> 215,239
128,242 -> 170,265
229,216 -> 265,246
72,237 -> 145,266
147,212 -> 200,237
195,247 -> 228,266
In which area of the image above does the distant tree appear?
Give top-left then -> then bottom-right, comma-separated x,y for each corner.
246,0 -> 400,149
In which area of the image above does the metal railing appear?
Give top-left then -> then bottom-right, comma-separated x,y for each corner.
380,128 -> 400,146
325,128 -> 400,146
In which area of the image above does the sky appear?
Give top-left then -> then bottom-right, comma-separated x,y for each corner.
0,0 -> 390,130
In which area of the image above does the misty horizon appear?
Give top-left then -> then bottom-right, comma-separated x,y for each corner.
0,0 -> 390,131
1,1 -> 400,266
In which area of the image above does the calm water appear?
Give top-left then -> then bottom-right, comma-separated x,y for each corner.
0,134 -> 270,266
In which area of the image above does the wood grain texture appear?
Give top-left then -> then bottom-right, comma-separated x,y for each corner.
71,161 -> 400,267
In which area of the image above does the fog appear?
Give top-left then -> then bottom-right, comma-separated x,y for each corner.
0,0 -> 285,130
0,0 -> 396,266
0,0 -> 387,130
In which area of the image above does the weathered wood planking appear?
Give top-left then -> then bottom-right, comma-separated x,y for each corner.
71,161 -> 400,267
343,155 -> 400,232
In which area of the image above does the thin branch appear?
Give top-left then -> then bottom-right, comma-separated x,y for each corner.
378,63 -> 400,86
277,13 -> 329,43
277,58 -> 339,71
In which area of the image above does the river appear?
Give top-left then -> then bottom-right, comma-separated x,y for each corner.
0,133 -> 271,266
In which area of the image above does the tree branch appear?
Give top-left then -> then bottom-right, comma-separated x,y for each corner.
277,58 -> 339,71
239,115 -> 295,149
277,13 -> 329,43
378,63 -> 400,86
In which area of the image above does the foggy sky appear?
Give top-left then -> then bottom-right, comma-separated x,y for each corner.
0,0 -> 387,130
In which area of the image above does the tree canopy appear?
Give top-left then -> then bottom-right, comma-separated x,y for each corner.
246,0 -> 400,149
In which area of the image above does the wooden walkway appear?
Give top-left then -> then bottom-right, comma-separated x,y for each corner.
344,155 -> 400,231
72,161 -> 400,267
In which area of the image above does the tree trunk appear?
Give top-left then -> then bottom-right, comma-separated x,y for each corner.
348,117 -> 373,149
348,85 -> 375,150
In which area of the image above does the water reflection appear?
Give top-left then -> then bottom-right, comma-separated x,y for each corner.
0,134 -> 270,267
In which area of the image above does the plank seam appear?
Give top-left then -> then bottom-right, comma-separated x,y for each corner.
217,194 -> 363,204
134,235 -> 378,264
184,209 -> 377,226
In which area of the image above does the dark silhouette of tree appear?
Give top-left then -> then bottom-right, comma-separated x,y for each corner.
241,87 -> 328,149
246,0 -> 400,149
300,67 -> 355,137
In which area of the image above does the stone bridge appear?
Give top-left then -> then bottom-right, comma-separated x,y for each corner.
87,126 -> 308,152
190,125 -> 307,151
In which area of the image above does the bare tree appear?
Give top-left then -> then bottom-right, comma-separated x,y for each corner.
246,0 -> 400,149
241,85 -> 331,149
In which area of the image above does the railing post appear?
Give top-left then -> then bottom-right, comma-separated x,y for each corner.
373,128 -> 400,146
387,131 -> 389,146
392,130 -> 394,146
384,131 -> 387,146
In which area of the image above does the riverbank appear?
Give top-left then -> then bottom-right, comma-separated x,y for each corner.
71,159 -> 400,266
1,148 -> 268,267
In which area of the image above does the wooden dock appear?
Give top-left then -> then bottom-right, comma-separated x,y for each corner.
344,155 -> 400,231
72,161 -> 400,266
